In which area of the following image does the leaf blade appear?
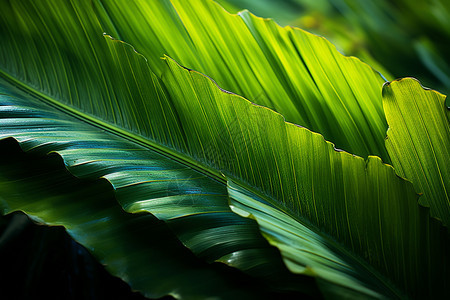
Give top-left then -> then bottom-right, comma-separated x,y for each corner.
0,80 -> 315,299
383,78 -> 450,226
0,0 -> 448,298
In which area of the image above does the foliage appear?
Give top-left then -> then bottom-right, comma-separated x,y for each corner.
0,0 -> 448,299
217,0 -> 450,96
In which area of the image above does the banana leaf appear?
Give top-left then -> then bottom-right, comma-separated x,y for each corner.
0,67 -> 372,298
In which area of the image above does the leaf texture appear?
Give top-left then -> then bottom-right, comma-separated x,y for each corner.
0,82 -> 317,299
0,0 -> 449,299
383,78 -> 450,227
3,0 -> 389,160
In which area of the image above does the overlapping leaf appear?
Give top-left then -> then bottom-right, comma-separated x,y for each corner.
0,0 -> 448,299
383,78 -> 450,227
0,81 -> 312,299
216,0 -> 450,96
0,46 -> 381,298
3,0 -> 389,159
111,0 -> 389,159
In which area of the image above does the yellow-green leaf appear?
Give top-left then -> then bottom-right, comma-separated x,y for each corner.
383,78 -> 450,226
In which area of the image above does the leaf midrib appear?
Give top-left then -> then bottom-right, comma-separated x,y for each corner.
0,68 -> 225,185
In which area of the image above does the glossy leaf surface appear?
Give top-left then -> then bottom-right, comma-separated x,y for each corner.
0,83 -> 308,299
0,0 -> 448,299
3,0 -> 389,160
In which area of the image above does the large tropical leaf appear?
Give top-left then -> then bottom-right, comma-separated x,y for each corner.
0,81 -> 311,299
2,0 -> 389,160
0,54 -> 380,299
0,0 -> 448,299
2,48 -> 448,298
216,0 -> 450,96
382,78 -> 450,227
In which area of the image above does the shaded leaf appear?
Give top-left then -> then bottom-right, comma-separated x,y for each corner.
0,83 -> 317,299
0,136 -> 295,299
0,212 -> 153,300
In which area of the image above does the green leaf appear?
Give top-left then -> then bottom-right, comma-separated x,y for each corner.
0,33 -> 444,300
227,181 -> 385,299
5,0 -> 390,160
130,0 -> 390,159
215,0 -> 450,96
383,78 -> 450,227
227,177 -> 450,299
0,0 -> 448,299
0,83 -> 310,299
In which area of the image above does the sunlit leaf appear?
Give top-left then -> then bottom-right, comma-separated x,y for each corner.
383,78 -> 450,227
0,0 -> 448,299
